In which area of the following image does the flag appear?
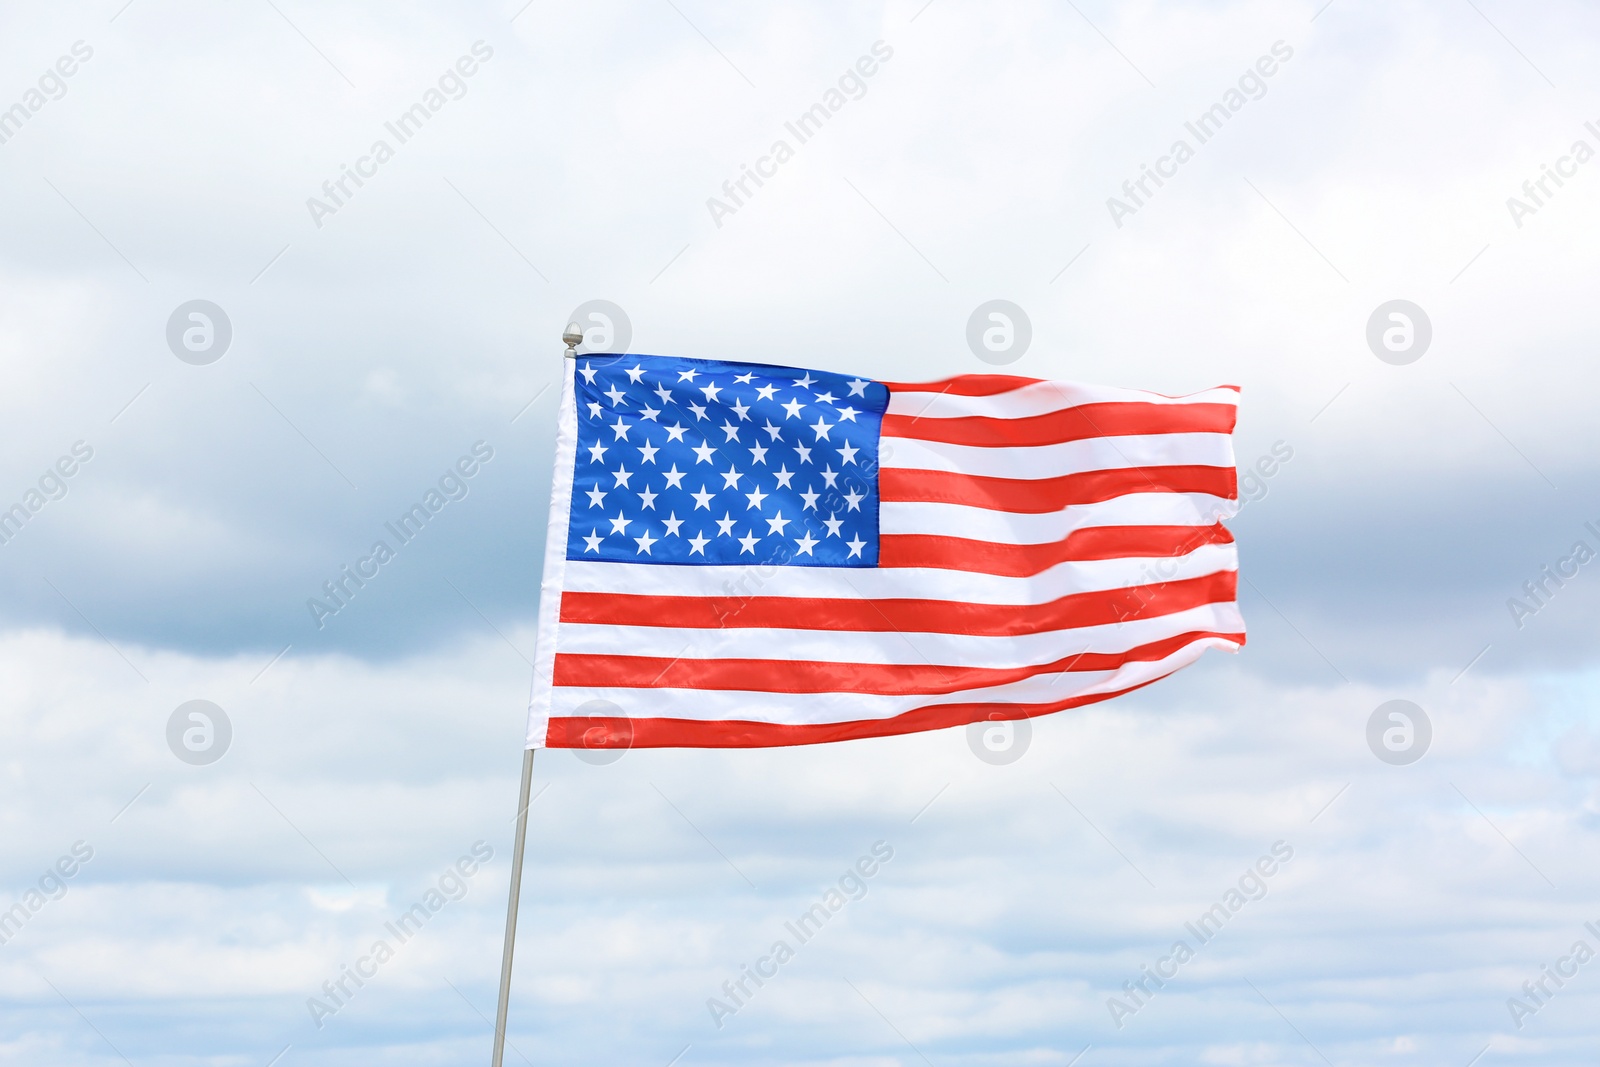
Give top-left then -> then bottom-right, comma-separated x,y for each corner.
526,353 -> 1244,750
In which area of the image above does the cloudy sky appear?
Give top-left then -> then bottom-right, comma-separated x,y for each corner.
3,0 -> 1600,1063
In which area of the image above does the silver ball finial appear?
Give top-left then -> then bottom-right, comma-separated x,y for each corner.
562,323 -> 584,352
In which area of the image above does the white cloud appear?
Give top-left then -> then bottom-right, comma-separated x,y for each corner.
3,0 -> 1600,1061
0,630 -> 1596,1062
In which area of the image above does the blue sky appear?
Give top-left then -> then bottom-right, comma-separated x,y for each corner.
3,0 -> 1600,1064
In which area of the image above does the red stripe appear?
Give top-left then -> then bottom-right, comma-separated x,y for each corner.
554,629 -> 1242,695
881,401 -> 1237,447
560,569 -> 1236,635
879,374 -> 1043,396
879,523 -> 1234,576
545,671 -> 1185,749
880,465 -> 1237,514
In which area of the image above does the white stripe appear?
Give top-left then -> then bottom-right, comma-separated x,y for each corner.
556,602 -> 1245,667
882,494 -> 1237,543
562,546 -> 1237,606
549,637 -> 1238,725
881,432 -> 1234,478
526,359 -> 580,748
886,382 -> 1239,421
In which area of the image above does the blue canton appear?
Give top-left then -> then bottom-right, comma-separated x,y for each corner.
566,354 -> 887,566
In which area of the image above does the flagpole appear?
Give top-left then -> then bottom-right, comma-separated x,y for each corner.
490,323 -> 583,1067
491,746 -> 535,1067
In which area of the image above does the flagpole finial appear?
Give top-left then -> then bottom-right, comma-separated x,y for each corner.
562,323 -> 583,359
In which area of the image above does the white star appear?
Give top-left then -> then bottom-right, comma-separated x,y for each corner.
847,378 -> 869,396
730,398 -> 751,421
762,420 -> 782,441
611,465 -> 632,488
608,512 -> 631,535
773,465 -> 795,489
688,531 -> 709,555
766,512 -> 791,535
838,441 -> 859,465
782,397 -> 805,419
688,402 -> 709,421
634,530 -> 657,555
715,512 -> 737,536
738,531 -> 760,554
823,513 -> 844,537
820,466 -> 839,488
795,372 -> 817,389
720,466 -> 743,489
843,487 -> 864,511
733,371 -> 755,384
604,385 -> 627,406
582,529 -> 603,552
836,406 -> 860,423
625,364 -> 645,383
794,532 -> 818,556
690,485 -> 715,510
749,443 -> 768,465
663,512 -> 684,537
587,441 -> 609,463
579,362 -> 598,384
610,417 -> 630,440
745,486 -> 768,510
755,384 -> 777,401
586,486 -> 607,508
638,405 -> 661,422
677,368 -> 699,382
814,390 -> 836,404
846,535 -> 866,558
638,486 -> 658,510
700,381 -> 723,403
810,416 -> 833,440
662,464 -> 686,489
721,421 -> 741,442
638,442 -> 659,464
653,382 -> 673,404
664,422 -> 687,443
794,442 -> 813,464
692,440 -> 717,464
799,486 -> 819,511
586,401 -> 603,420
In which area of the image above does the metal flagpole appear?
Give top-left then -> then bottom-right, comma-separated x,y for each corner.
490,322 -> 583,1067
491,747 -> 535,1067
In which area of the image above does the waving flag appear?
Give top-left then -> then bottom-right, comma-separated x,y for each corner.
526,354 -> 1244,750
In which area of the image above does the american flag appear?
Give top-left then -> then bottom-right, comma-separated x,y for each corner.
526,353 -> 1244,750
